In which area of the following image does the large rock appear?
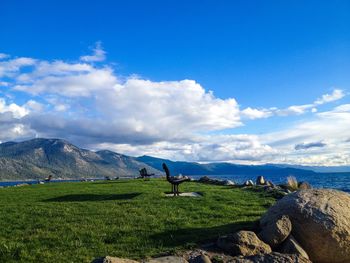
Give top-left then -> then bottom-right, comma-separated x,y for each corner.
244,180 -> 254,186
256,176 -> 265,185
260,189 -> 350,263
91,257 -> 139,263
217,231 -> 271,256
279,235 -> 309,259
228,252 -> 312,263
223,180 -> 235,186
147,256 -> 188,263
258,215 -> 292,247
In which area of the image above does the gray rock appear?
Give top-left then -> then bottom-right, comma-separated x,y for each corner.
223,180 -> 235,186
228,252 -> 312,263
298,181 -> 311,190
256,176 -> 265,185
189,254 -> 211,263
217,231 -> 271,256
147,256 -> 188,263
91,256 -> 139,263
279,235 -> 309,259
260,189 -> 350,263
259,215 -> 292,247
244,180 -> 254,186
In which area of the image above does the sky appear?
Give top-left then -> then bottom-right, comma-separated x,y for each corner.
0,0 -> 349,166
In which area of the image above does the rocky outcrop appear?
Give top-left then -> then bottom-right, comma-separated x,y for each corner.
260,189 -> 350,263
228,252 -> 312,263
217,231 -> 271,256
92,257 -> 139,263
258,215 -> 292,247
279,235 -> 309,259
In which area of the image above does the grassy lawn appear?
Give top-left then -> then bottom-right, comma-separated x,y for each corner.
0,179 -> 276,263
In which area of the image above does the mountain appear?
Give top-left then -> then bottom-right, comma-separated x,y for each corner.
136,155 -> 317,177
0,138 -> 160,180
270,164 -> 350,173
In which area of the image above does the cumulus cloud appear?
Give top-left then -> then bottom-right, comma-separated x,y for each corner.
80,42 -> 106,62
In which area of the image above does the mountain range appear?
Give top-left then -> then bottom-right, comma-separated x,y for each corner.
0,138 -> 343,181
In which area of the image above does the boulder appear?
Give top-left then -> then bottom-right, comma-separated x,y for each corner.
256,176 -> 265,185
260,189 -> 350,263
217,231 -> 271,256
244,180 -> 254,186
279,235 -> 309,259
91,257 -> 139,263
266,181 -> 274,187
258,215 -> 292,247
223,180 -> 235,186
189,254 -> 211,263
298,181 -> 312,190
147,256 -> 188,263
228,252 -> 312,263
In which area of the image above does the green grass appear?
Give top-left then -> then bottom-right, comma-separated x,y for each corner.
0,179 -> 276,263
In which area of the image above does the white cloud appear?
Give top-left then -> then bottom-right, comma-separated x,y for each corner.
0,57 -> 36,77
314,89 -> 345,105
80,42 -> 106,62
241,89 -> 345,120
0,53 -> 9,60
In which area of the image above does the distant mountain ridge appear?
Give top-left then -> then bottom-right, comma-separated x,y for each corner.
0,138 -> 159,180
136,155 -> 317,177
0,138 -> 343,181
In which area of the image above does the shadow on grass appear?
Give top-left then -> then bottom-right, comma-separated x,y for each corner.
43,193 -> 141,202
147,220 -> 258,248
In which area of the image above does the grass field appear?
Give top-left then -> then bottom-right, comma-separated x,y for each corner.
0,179 -> 277,263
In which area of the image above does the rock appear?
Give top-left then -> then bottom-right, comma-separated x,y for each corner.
217,231 -> 271,256
266,181 -> 274,187
298,181 -> 311,190
256,176 -> 265,185
260,189 -> 350,263
279,235 -> 309,259
199,176 -> 211,182
223,180 -> 235,186
258,215 -> 292,247
189,254 -> 211,263
91,256 -> 139,263
147,256 -> 188,263
228,252 -> 312,263
244,180 -> 254,186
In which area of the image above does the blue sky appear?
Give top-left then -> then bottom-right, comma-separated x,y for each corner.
0,1 -> 349,165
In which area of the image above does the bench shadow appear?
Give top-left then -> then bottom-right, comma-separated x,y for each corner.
43,193 -> 141,202
148,220 -> 258,248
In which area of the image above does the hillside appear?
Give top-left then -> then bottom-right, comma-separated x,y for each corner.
0,139 -> 159,180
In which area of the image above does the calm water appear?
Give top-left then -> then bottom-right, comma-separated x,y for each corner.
191,173 -> 350,193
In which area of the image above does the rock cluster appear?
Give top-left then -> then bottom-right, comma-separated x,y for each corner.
198,176 -> 235,186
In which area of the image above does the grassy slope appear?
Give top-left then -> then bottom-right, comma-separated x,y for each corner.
0,179 -> 276,263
